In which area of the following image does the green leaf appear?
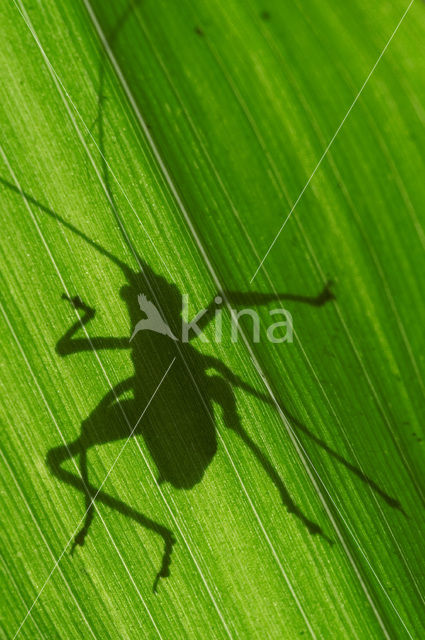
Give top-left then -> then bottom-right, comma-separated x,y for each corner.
1,0 -> 424,638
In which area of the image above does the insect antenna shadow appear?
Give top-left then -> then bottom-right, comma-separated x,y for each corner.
0,0 -> 407,595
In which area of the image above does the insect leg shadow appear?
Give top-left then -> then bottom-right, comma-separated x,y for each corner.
209,374 -> 333,542
207,358 -> 403,538
46,387 -> 176,592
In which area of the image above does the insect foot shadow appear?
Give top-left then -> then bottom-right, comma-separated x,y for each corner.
1,0 -> 403,581
46,439 -> 176,593
42,239 -> 405,599
1,169 -> 404,587
208,373 -> 335,545
2,0 -> 403,591
45,256 -> 343,591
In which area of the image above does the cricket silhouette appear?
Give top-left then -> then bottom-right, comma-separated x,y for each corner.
0,173 -> 403,591
1,167 -> 404,593
46,223 -> 339,585
41,238 -> 401,592
0,0 -> 402,592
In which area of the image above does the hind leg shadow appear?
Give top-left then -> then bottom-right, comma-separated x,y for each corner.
70,445 -> 94,553
46,395 -> 176,590
209,375 -> 332,542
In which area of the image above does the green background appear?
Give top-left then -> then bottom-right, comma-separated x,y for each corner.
1,0 -> 425,637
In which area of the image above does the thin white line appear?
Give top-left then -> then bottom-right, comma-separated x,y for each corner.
0,551 -> 44,639
8,2 -> 235,632
0,451 -> 98,640
250,0 -> 416,282
4,1 -> 407,636
76,0 -> 415,633
89,3 -> 417,635
81,2 -> 397,636
81,4 -> 398,635
1,140 -> 232,638
9,2 -> 408,636
207,22 -> 425,615
8,1 -> 310,635
2,294 -> 174,639
81,3 -> 319,635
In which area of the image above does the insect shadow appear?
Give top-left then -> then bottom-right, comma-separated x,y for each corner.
0,171 -> 404,590
0,0 -> 403,591
46,252 -> 402,592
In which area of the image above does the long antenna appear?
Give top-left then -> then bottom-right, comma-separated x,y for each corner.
0,177 -> 131,276
86,0 -> 144,275
1,2 -> 146,282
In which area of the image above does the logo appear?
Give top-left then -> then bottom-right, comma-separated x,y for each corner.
130,294 -> 178,341
130,293 -> 293,344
